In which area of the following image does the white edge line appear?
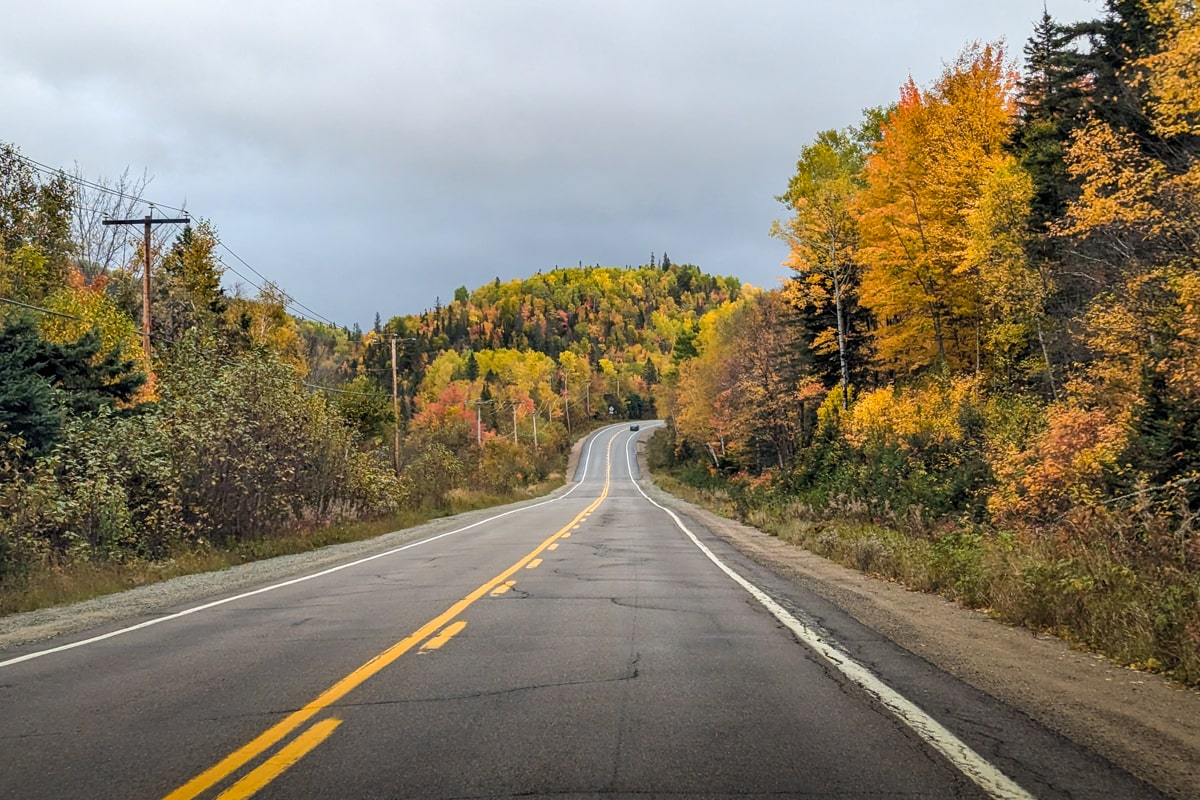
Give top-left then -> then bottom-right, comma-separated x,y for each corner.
576,429 -> 595,483
630,477 -> 1036,800
625,421 -> 662,479
1,432 -> 624,670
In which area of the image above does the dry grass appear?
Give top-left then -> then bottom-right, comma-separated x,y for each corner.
651,470 -> 1200,686
0,479 -> 564,617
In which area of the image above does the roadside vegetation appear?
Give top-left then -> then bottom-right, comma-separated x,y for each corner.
650,1 -> 1200,686
0,480 -> 564,616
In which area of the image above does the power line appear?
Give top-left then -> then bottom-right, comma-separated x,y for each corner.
14,149 -> 347,329
0,296 -> 85,321
9,152 -> 397,401
11,152 -> 189,216
301,381 -> 380,396
214,241 -> 341,329
215,257 -> 340,330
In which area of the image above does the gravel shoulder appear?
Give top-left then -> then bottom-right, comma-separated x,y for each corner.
0,432 -> 608,653
634,464 -> 1200,800
0,492 -> 568,653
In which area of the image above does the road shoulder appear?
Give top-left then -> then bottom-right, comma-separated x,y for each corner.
633,447 -> 1200,800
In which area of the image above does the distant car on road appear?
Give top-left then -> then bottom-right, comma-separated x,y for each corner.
630,424 -> 640,431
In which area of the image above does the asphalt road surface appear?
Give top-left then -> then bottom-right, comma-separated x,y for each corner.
0,423 -> 1168,799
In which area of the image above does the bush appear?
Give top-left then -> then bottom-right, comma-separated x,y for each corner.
160,339 -> 400,543
646,426 -> 677,471
400,443 -> 464,510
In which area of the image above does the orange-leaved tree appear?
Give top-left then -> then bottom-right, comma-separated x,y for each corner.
857,43 -> 1024,376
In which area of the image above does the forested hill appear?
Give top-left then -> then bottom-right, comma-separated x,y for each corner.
305,262 -> 743,413
405,263 -> 739,360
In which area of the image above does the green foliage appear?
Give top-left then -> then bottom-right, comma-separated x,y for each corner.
645,425 -> 677,472
332,375 -> 393,445
399,442 -> 464,510
474,437 -> 533,494
0,143 -> 74,301
160,337 -> 398,543
0,315 -> 145,458
154,220 -> 228,344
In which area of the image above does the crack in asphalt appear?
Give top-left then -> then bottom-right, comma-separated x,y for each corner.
0,730 -> 81,742
606,597 -> 709,615
192,666 -> 641,724
335,669 -> 640,707
208,658 -> 647,719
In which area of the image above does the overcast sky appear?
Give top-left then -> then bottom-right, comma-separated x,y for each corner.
4,0 -> 1099,328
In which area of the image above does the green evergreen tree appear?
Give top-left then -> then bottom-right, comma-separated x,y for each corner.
1051,0 -> 1162,147
642,359 -> 658,385
0,316 -> 145,457
155,221 -> 228,345
1014,10 -> 1085,228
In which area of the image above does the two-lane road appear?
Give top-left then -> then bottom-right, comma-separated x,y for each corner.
0,424 -> 1167,798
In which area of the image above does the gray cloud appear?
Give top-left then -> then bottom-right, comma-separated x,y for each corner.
5,0 -> 1098,324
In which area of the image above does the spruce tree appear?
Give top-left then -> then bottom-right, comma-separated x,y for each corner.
1014,10 -> 1084,227
0,316 -> 145,457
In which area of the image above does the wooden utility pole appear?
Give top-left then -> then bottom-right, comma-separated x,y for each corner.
470,399 -> 493,446
388,336 -> 418,476
103,212 -> 189,359
391,335 -> 401,476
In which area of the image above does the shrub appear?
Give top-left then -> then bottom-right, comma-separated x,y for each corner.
988,404 -> 1128,525
400,443 -> 464,510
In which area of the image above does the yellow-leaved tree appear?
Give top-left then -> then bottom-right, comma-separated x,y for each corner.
1039,0 -> 1200,497
1139,0 -> 1200,138
673,299 -> 745,466
773,127 -> 865,407
858,43 -> 1025,376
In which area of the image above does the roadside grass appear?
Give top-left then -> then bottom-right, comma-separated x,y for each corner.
0,477 -> 563,617
650,471 -> 1200,687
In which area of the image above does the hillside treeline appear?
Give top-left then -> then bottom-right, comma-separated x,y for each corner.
659,0 -> 1200,682
301,263 -> 739,427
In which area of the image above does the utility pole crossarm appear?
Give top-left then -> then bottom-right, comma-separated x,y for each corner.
102,218 -> 191,225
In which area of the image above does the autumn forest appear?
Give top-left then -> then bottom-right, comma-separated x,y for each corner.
660,0 -> 1200,684
1,0 -> 1198,683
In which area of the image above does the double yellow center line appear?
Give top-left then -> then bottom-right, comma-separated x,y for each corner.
165,435 -> 614,799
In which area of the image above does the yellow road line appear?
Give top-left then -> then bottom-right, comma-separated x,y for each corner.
214,718 -> 342,800
490,581 -> 516,597
164,434 -> 614,800
547,543 -> 559,551
526,558 -> 543,569
419,621 -> 467,652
